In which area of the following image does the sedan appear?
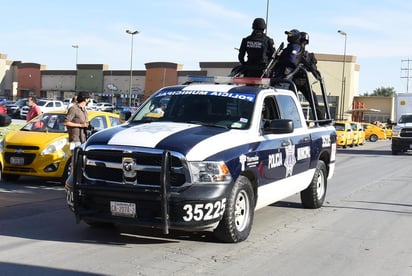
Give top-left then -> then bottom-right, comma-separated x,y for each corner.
95,102 -> 115,112
0,110 -> 121,183
6,98 -> 27,118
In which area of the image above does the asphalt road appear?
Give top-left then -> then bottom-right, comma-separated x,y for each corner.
0,139 -> 411,276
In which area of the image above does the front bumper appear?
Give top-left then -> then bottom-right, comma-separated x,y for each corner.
391,137 -> 412,151
66,149 -> 231,233
66,180 -> 229,232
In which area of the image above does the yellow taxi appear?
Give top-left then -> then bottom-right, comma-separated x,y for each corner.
382,124 -> 392,139
0,110 -> 120,183
350,121 -> 365,146
361,123 -> 387,142
334,121 -> 354,148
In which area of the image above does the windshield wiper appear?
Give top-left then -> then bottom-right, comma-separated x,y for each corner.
187,121 -> 228,129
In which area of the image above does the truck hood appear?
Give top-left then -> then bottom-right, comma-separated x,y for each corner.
395,122 -> 412,128
87,122 -> 253,160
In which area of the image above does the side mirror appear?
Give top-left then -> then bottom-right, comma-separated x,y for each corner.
0,114 -> 12,127
120,111 -> 132,123
263,119 -> 294,134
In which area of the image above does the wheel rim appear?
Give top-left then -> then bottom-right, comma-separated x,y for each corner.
234,190 -> 250,232
316,170 -> 325,200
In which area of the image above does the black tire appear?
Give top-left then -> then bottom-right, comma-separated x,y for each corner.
369,134 -> 378,142
60,159 -> 72,185
300,160 -> 327,209
3,173 -> 20,182
214,176 -> 255,243
84,220 -> 114,228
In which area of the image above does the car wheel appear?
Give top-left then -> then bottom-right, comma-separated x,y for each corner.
369,134 -> 378,142
60,159 -> 72,185
300,160 -> 327,209
214,175 -> 255,243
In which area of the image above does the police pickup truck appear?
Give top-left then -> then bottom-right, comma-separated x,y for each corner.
65,74 -> 337,243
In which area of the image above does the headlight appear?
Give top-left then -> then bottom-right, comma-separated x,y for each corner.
188,161 -> 232,184
392,127 -> 401,138
41,138 -> 68,155
0,139 -> 4,152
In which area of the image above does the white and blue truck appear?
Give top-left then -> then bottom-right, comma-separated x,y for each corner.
65,69 -> 337,243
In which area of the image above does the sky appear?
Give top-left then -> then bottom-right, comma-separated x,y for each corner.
2,0 -> 412,95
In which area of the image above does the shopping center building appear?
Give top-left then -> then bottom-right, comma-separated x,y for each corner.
1,52 -> 388,121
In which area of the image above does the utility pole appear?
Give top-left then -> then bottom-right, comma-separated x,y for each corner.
401,59 -> 412,93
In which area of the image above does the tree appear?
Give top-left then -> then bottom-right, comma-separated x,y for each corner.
365,86 -> 396,97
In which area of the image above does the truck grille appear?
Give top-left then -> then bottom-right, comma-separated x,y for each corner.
400,128 -> 412,138
81,146 -> 188,187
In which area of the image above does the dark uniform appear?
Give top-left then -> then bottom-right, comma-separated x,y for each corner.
274,29 -> 305,78
238,18 -> 275,77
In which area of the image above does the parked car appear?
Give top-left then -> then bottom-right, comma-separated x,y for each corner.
6,98 -> 27,118
361,123 -> 387,142
20,99 -> 66,120
0,110 -> 121,183
37,99 -> 65,113
0,104 -> 6,114
19,105 -> 29,119
334,121 -> 354,148
86,99 -> 98,110
95,102 -> 115,112
350,121 -> 365,146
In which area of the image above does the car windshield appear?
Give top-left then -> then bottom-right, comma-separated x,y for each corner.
37,100 -> 48,107
399,115 -> 412,123
130,89 -> 256,129
334,124 -> 345,131
21,113 -> 67,133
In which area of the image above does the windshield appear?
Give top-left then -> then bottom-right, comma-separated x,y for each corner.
21,113 -> 67,133
399,115 -> 412,123
131,89 -> 256,129
334,123 -> 345,131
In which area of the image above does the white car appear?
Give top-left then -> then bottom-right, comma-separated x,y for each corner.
19,105 -> 29,119
20,100 -> 65,120
37,100 -> 65,113
95,102 -> 115,112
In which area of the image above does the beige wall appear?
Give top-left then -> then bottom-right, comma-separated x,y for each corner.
0,52 -> 360,115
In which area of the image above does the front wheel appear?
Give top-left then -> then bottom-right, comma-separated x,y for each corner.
214,176 -> 255,243
300,160 -> 327,209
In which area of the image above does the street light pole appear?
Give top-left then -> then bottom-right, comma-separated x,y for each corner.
72,45 -> 79,67
126,29 -> 139,107
72,45 -> 79,92
338,30 -> 347,120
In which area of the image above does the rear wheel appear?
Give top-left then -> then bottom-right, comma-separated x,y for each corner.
214,176 -> 255,243
301,160 -> 327,209
369,134 -> 378,142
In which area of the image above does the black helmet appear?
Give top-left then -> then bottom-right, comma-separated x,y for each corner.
285,29 -> 300,43
300,32 -> 309,45
252,18 -> 266,30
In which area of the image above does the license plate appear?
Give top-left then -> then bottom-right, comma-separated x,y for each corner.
110,201 -> 136,218
10,156 -> 24,165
